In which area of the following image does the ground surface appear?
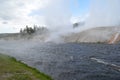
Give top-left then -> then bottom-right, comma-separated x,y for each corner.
0,53 -> 52,80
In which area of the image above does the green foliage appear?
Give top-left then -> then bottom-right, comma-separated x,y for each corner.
20,25 -> 48,35
24,25 -> 35,34
0,53 -> 53,80
20,25 -> 35,34
7,74 -> 32,80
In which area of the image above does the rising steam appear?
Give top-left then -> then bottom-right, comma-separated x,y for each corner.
38,0 -> 120,42
85,0 -> 120,28
42,0 -> 120,33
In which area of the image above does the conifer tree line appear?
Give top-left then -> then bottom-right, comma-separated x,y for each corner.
20,25 -> 48,34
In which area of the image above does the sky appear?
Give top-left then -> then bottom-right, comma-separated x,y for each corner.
0,0 -> 120,33
0,0 -> 90,33
71,0 -> 90,16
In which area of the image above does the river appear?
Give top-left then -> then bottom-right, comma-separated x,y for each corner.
0,40 -> 120,80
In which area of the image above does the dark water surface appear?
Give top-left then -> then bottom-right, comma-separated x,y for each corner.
0,40 -> 120,80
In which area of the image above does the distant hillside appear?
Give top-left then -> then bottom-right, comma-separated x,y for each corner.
63,26 -> 120,44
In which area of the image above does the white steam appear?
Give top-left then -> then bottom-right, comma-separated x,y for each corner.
85,0 -> 120,28
42,0 -> 74,42
39,0 -> 120,42
43,0 -> 71,28
43,0 -> 120,33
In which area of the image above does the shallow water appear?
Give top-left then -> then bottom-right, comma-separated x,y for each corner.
0,40 -> 120,80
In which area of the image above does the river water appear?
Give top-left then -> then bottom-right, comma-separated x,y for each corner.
0,40 -> 120,80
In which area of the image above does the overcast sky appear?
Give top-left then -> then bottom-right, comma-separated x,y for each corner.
0,0 -> 120,33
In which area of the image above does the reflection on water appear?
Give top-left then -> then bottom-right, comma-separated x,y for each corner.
0,40 -> 120,80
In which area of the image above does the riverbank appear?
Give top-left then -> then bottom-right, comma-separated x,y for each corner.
0,53 -> 53,80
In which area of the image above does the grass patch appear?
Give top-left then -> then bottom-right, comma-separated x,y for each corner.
0,53 -> 53,80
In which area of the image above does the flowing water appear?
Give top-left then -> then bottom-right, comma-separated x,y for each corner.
0,40 -> 120,80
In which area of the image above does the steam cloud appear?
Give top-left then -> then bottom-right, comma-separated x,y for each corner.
85,0 -> 120,28
42,0 -> 74,42
43,0 -> 120,33
38,0 -> 120,42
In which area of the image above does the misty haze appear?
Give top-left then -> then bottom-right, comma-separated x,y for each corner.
0,0 -> 120,80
